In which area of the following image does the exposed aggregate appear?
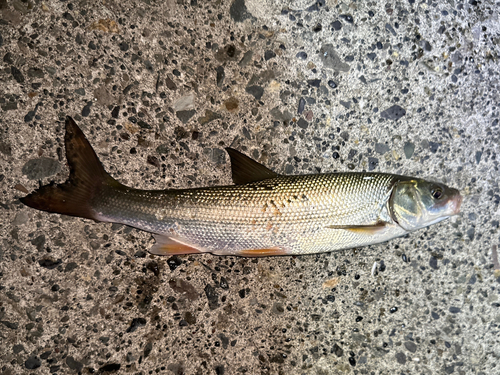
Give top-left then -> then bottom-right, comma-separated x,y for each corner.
0,0 -> 499,374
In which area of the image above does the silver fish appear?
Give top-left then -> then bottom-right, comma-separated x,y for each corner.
21,117 -> 462,257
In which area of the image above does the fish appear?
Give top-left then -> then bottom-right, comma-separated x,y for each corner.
20,117 -> 462,257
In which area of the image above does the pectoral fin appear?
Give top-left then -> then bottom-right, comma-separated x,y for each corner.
150,235 -> 204,256
326,221 -> 388,235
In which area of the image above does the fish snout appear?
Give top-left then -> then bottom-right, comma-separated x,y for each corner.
449,191 -> 463,215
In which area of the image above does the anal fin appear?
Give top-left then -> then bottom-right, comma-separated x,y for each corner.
150,235 -> 204,256
235,247 -> 290,257
326,221 -> 388,235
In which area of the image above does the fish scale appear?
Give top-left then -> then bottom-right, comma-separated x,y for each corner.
92,173 -> 407,255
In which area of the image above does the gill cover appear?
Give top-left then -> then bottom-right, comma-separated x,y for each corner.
389,180 -> 460,231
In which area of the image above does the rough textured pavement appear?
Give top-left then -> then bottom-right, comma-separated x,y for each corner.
1,0 -> 499,374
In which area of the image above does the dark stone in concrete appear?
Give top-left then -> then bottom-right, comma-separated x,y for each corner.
230,0 -> 254,22
380,104 -> 406,120
11,66 -> 24,83
25,356 -> 41,369
204,284 -> 219,310
176,110 -> 196,124
22,158 -> 60,180
246,85 -> 264,100
66,356 -> 83,372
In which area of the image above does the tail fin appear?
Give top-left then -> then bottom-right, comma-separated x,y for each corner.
20,116 -> 122,220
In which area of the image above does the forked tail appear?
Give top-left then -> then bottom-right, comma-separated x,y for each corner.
20,116 -> 123,220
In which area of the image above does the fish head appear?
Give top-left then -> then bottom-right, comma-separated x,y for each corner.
390,179 -> 462,231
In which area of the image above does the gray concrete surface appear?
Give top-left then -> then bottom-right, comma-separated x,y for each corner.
1,0 -> 499,374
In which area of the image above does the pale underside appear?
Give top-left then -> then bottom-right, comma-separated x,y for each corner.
92,172 -> 410,256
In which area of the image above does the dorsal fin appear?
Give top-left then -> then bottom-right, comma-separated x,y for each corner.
225,148 -> 279,185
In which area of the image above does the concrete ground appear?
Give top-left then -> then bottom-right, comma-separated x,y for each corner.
1,0 -> 499,374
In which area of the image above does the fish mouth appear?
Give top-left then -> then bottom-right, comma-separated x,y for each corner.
449,192 -> 463,215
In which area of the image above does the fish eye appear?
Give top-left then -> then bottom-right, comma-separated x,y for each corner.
431,186 -> 443,200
